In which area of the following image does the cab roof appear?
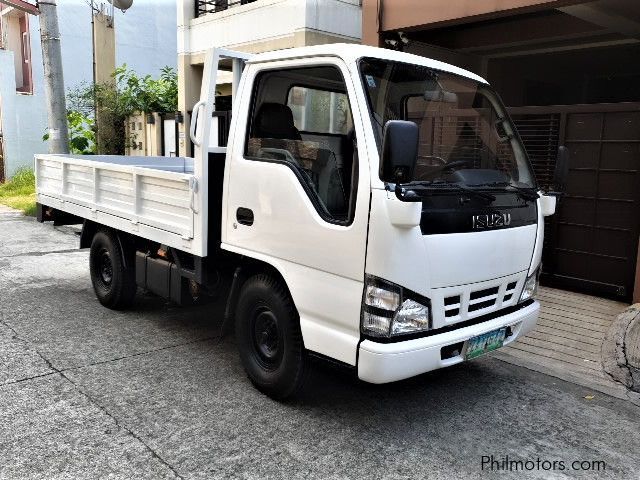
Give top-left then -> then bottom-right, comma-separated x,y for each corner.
247,43 -> 488,84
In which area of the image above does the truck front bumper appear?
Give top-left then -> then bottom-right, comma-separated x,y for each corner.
357,300 -> 539,384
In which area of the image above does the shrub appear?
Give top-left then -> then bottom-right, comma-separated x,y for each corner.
66,65 -> 178,155
114,65 -> 178,115
0,167 -> 36,215
43,110 -> 96,155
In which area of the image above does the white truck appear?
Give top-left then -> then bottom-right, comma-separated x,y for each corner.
35,44 -> 567,399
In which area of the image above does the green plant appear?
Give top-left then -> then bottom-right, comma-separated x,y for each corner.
0,167 -> 36,216
67,110 -> 96,154
113,64 -> 178,115
67,82 -> 128,155
159,66 -> 179,113
43,110 -> 96,154
0,168 -> 35,194
65,65 -> 178,155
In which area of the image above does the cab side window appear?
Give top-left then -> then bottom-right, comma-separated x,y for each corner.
245,66 -> 358,224
287,86 -> 353,135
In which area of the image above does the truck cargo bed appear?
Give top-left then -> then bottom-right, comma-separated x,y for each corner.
35,154 -> 198,252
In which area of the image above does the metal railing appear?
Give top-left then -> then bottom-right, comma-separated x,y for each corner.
196,0 -> 258,17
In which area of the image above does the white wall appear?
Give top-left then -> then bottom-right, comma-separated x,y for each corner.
115,0 -> 177,76
59,0 -> 178,91
0,14 -> 48,179
179,0 -> 361,55
1,0 -> 177,178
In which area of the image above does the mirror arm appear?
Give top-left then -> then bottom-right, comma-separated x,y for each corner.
390,182 -> 405,200
387,182 -> 422,202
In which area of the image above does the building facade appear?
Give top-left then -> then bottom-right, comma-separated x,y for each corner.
0,0 -> 177,180
176,0 -> 362,157
362,0 -> 640,303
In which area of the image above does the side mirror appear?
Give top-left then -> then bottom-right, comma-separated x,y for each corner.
552,145 -> 570,194
380,120 -> 419,183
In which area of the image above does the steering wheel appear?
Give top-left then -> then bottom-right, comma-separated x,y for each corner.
416,158 -> 472,180
440,158 -> 473,170
418,155 -> 446,165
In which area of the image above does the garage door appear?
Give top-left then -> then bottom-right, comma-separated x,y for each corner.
509,104 -> 640,302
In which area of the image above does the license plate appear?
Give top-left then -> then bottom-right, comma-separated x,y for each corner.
465,328 -> 506,360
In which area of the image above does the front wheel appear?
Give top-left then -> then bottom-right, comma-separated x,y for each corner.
89,229 -> 136,310
235,274 -> 308,400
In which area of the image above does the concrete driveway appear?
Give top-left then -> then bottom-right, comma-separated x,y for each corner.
1,209 -> 639,479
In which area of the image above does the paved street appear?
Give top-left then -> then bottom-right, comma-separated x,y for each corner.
1,210 -> 639,480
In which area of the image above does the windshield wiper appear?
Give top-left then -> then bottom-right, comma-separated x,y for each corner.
470,182 -> 539,201
398,180 -> 496,202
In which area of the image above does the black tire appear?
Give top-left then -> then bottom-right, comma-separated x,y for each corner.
89,229 -> 136,310
235,274 -> 307,400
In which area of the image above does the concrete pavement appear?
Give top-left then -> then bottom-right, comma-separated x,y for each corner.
1,210 -> 639,479
493,287 -> 631,401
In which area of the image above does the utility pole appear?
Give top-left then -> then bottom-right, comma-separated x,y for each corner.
38,0 -> 69,154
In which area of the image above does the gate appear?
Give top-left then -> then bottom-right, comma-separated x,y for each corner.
508,103 -> 640,302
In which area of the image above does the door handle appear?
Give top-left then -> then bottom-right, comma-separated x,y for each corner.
236,207 -> 254,226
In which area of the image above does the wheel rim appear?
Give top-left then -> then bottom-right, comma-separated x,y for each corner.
97,248 -> 113,287
251,306 -> 282,371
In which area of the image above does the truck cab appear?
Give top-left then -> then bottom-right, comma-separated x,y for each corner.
36,44 -> 564,399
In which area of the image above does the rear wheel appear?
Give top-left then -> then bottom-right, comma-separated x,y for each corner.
235,274 -> 307,400
89,229 -> 136,310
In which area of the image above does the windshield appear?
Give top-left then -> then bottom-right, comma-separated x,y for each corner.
359,57 -> 536,189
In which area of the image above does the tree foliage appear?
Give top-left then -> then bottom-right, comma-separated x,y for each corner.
113,65 -> 178,115
43,110 -> 96,155
67,110 -> 96,154
65,65 -> 178,155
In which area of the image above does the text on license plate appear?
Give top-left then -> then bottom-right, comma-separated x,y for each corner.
465,328 -> 506,360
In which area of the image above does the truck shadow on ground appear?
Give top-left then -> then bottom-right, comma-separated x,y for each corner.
12,283 -> 637,478
165,294 -> 537,422
73,286 -> 623,427
134,291 -> 534,413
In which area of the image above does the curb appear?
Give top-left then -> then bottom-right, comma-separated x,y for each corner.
602,304 -> 640,395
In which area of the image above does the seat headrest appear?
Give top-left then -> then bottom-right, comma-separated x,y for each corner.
254,103 -> 301,140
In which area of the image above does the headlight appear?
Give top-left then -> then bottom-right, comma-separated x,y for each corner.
364,284 -> 400,311
519,268 -> 540,302
361,276 -> 431,337
392,299 -> 430,335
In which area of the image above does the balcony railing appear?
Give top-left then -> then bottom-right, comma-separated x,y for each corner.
196,0 -> 258,17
